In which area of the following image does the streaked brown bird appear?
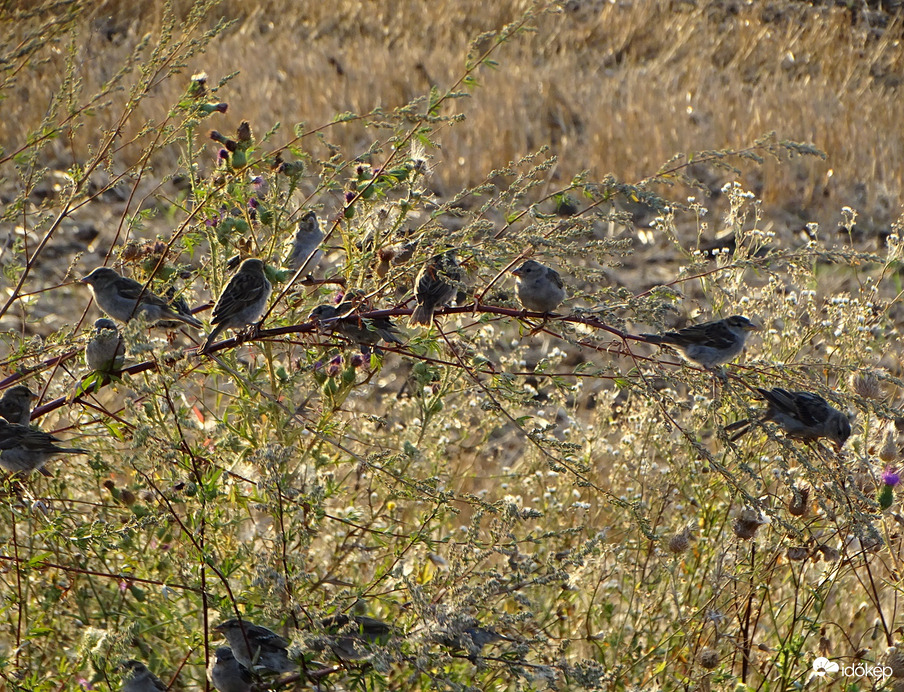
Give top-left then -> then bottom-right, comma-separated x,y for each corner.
639,315 -> 759,370
0,421 -> 88,476
81,267 -> 202,328
202,259 -> 272,352
409,251 -> 461,326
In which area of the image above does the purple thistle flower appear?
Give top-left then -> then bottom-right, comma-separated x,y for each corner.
345,190 -> 356,203
218,148 -> 229,161
248,197 -> 259,209
883,467 -> 900,487
350,353 -> 365,368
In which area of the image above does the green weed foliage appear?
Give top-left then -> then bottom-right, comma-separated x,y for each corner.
2,1 -> 904,690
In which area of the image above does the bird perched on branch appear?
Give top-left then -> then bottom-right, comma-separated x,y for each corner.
285,210 -> 325,274
85,318 -> 126,373
410,251 -> 461,326
639,315 -> 759,370
81,267 -> 202,328
726,387 -> 852,448
0,421 -> 87,476
320,614 -> 394,661
511,259 -> 566,313
208,647 -> 254,692
0,385 -> 36,426
309,298 -> 403,353
213,618 -> 296,674
202,258 -> 272,352
119,660 -> 167,692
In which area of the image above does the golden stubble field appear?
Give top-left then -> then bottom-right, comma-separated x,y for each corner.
4,0 -> 904,239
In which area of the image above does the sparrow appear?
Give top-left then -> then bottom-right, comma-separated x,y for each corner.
375,239 -> 418,278
0,385 -> 36,426
639,315 -> 759,369
409,251 -> 461,326
202,258 -> 272,352
320,614 -> 394,661
85,318 -> 126,372
0,421 -> 88,476
213,618 -> 295,674
119,660 -> 167,692
81,267 -> 202,328
511,259 -> 566,313
309,302 -> 403,353
726,387 -> 852,448
285,210 -> 325,273
208,647 -> 254,692
435,624 -> 513,659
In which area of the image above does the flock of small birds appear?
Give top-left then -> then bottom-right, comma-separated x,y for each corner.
1,210 -> 854,689
117,615 -> 510,691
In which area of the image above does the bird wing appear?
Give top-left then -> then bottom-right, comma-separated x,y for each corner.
548,268 -> 565,290
759,388 -> 828,427
246,623 -> 290,649
663,320 -> 736,349
112,276 -> 170,308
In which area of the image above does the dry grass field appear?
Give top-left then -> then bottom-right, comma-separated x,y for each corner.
2,1 -> 904,690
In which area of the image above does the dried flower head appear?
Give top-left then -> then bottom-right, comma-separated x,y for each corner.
885,646 -> 904,678
788,485 -> 810,517
667,527 -> 693,554
786,546 -> 808,561
732,508 -> 766,540
816,544 -> 840,562
881,432 -> 899,463
698,647 -> 719,670
850,370 -> 883,400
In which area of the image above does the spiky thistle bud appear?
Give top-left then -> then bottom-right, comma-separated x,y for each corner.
880,467 -> 900,510
667,527 -> 693,554
880,432 -> 899,463
698,648 -> 719,670
850,370 -> 883,400
885,646 -> 904,678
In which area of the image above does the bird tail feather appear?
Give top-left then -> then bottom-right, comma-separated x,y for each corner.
409,306 -> 433,326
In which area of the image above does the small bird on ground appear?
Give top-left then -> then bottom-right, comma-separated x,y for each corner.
285,210 -> 325,273
213,618 -> 295,674
309,300 -> 403,353
81,267 -> 202,328
726,387 -> 852,448
208,647 -> 254,692
85,318 -> 126,372
410,251 -> 461,326
0,421 -> 88,476
0,385 -> 36,426
511,259 -> 566,313
202,258 -> 272,352
639,315 -> 759,369
119,660 -> 167,692
320,614 -> 394,661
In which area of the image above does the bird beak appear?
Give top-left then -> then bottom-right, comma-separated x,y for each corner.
511,267 -> 524,277
746,320 -> 762,332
